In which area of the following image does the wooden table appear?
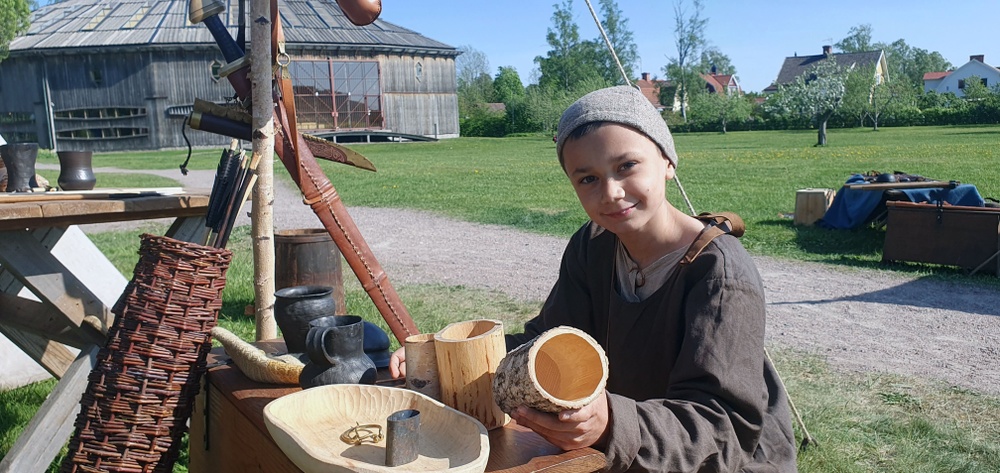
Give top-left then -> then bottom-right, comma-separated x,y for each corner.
189,342 -> 608,473
0,189 -> 211,472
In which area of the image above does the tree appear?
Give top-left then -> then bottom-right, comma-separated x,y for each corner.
456,45 -> 495,116
878,39 -> 952,89
664,0 -> 707,121
766,59 -> 849,146
688,89 -> 751,133
835,23 -> 874,53
593,0 -> 639,85
0,0 -> 32,63
698,47 -> 736,75
493,66 -> 525,105
536,0 -> 601,91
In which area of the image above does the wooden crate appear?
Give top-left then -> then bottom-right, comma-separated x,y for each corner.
794,188 -> 836,226
883,201 -> 1000,275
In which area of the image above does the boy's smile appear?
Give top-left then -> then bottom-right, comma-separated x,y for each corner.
562,123 -> 675,243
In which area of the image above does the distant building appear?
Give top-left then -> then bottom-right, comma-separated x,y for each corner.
701,66 -> 742,96
0,0 -> 460,151
763,45 -> 887,94
923,55 -> 1000,97
636,72 -> 670,111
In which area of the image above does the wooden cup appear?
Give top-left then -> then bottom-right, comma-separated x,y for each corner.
492,326 -> 608,414
404,333 -> 441,400
434,319 -> 509,430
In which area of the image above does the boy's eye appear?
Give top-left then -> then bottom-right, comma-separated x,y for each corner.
579,176 -> 597,185
620,161 -> 637,172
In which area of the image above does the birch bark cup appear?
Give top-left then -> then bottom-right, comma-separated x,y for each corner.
404,333 -> 441,400
434,319 -> 509,430
492,326 -> 608,414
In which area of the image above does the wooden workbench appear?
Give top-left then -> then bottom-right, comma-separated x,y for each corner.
0,188 -> 212,472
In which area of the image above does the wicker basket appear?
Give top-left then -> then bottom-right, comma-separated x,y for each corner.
61,234 -> 232,473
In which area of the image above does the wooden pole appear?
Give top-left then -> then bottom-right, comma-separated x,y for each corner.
250,0 -> 277,341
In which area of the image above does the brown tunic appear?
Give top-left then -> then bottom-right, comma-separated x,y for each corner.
506,222 -> 797,472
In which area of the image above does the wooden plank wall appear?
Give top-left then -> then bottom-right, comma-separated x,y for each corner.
0,48 -> 458,151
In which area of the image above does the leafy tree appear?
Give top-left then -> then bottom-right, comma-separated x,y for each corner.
688,89 -> 751,133
493,66 -> 525,105
593,0 -> 639,85
837,26 -> 953,90
961,75 -> 990,101
456,45 -> 495,117
664,0 -> 707,121
698,47 -> 736,75
766,59 -> 849,146
0,0 -> 32,63
838,67 -> 873,127
835,23 -> 875,53
868,79 -> 917,130
877,39 -> 952,89
493,66 -> 526,134
536,0 -> 601,91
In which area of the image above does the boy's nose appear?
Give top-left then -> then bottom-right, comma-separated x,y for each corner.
602,180 -> 625,202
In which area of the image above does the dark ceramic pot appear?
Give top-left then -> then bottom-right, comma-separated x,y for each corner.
274,285 -> 336,353
0,143 -> 39,192
57,151 -> 97,190
300,315 -> 377,388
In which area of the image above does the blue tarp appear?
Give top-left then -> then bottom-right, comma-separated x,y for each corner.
817,175 -> 984,229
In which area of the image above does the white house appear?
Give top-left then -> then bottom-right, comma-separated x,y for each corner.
923,55 -> 1000,97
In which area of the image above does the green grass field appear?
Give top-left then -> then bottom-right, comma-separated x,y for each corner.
10,126 -> 1000,471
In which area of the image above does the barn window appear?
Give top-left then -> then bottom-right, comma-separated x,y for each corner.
0,112 -> 34,124
210,59 -> 224,82
58,127 -> 149,140
89,67 -> 104,87
291,59 -> 383,131
415,62 -> 423,81
54,107 -> 146,120
124,5 -> 150,29
83,6 -> 111,31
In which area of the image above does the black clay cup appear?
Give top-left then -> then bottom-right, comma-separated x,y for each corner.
300,315 -> 377,388
56,150 -> 97,190
274,285 -> 336,353
1,143 -> 39,192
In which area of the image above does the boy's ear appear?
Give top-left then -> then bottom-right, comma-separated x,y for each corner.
664,161 -> 676,181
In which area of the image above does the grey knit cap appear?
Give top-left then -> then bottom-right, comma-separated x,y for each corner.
555,85 -> 677,168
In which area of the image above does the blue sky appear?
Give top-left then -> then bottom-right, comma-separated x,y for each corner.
379,0 -> 1000,93
31,0 -> 1000,92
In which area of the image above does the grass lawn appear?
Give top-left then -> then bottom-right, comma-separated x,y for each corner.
9,125 -> 1000,471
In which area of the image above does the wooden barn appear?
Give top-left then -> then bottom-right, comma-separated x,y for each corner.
0,0 -> 460,152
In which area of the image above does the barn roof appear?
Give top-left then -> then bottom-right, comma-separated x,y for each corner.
11,0 -> 458,56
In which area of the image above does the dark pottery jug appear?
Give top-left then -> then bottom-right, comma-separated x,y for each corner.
0,143 -> 39,192
57,150 -> 97,190
300,315 -> 377,389
274,285 -> 336,353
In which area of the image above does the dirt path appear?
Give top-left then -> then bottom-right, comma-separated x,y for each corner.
76,166 -> 1000,395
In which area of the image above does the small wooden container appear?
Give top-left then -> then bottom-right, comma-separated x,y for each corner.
794,188 -> 836,226
434,319 -> 509,430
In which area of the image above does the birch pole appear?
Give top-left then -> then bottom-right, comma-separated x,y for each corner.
250,0 -> 277,341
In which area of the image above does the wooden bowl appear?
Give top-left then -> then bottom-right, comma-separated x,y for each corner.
263,384 -> 489,473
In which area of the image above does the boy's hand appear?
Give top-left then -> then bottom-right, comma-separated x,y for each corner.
388,347 -> 406,378
510,390 -> 610,451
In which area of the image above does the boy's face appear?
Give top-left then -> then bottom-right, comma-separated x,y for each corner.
562,123 -> 675,238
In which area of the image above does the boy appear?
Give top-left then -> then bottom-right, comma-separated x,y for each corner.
392,85 -> 797,472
